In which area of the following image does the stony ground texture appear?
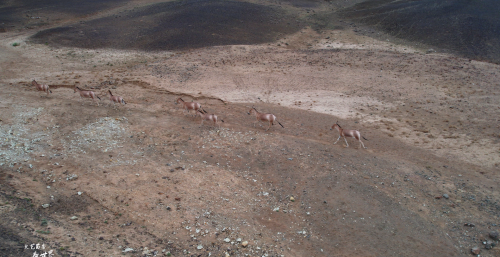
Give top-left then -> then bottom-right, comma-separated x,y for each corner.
0,0 -> 499,257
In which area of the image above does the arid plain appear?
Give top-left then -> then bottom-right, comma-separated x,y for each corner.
1,0 -> 499,256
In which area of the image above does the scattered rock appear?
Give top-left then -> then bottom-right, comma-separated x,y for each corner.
443,194 -> 449,199
122,248 -> 134,253
484,240 -> 494,250
42,204 -> 49,208
66,174 -> 78,181
224,238 -> 231,243
471,246 -> 480,255
290,197 -> 295,202
197,245 -> 203,250
464,223 -> 475,227
241,241 -> 249,247
70,216 -> 78,220
490,231 -> 499,240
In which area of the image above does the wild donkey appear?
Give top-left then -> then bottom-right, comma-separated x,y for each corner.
74,86 -> 101,106
331,121 -> 368,148
107,90 -> 126,108
248,107 -> 284,131
196,108 -> 224,128
32,80 -> 52,97
176,98 -> 201,117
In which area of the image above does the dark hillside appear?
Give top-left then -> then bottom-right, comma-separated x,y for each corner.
341,0 -> 500,63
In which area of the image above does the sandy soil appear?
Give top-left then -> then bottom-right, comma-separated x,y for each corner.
1,1 -> 499,257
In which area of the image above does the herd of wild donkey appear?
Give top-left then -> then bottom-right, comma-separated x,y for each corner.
31,79 -> 368,148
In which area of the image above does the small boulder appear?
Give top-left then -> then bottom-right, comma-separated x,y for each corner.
471,246 -> 480,255
490,231 -> 499,240
122,248 -> 134,253
142,247 -> 151,255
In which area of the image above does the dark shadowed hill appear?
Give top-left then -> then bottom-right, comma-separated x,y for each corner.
340,0 -> 500,63
0,0 -> 127,31
30,0 -> 304,51
16,0 -> 500,63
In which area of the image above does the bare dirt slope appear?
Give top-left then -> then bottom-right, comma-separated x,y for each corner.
1,1 -> 500,257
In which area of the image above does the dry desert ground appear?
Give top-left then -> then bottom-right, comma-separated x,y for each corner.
0,0 -> 499,256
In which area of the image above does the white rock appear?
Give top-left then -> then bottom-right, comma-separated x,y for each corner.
66,174 -> 78,181
197,245 -> 203,250
122,247 -> 134,253
42,204 -> 49,208
224,238 -> 231,243
70,216 -> 78,220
